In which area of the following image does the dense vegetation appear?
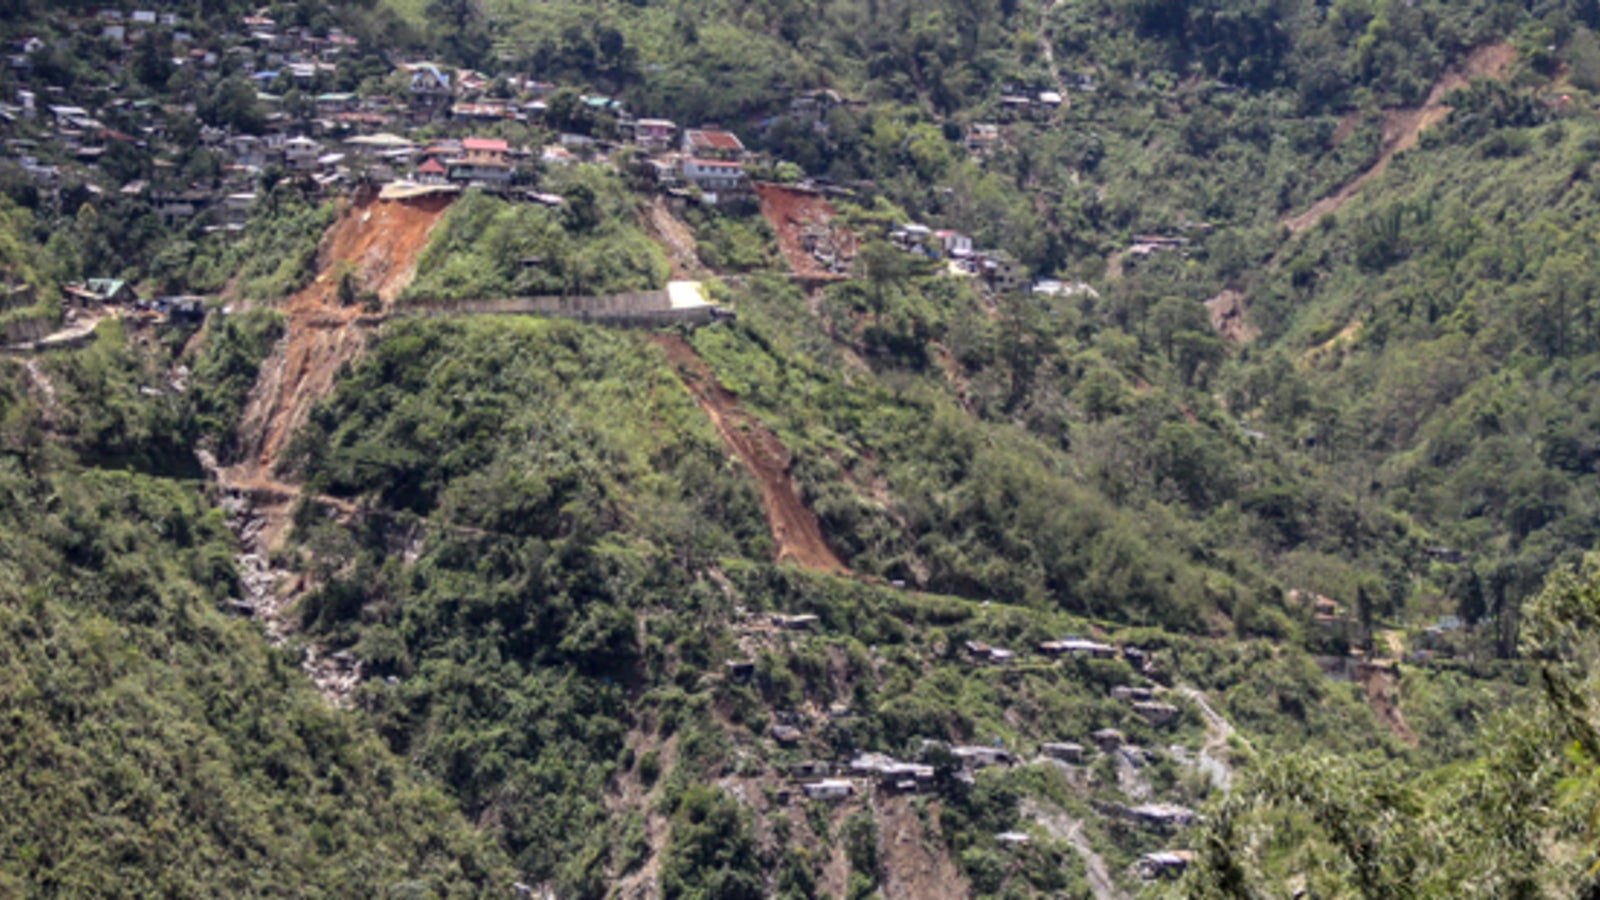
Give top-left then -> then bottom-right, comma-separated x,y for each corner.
10,0 -> 1600,894
401,171 -> 669,302
0,327 -> 509,894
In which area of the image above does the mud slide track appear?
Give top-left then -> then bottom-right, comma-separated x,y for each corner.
229,191 -> 453,489
650,333 -> 849,575
1284,43 -> 1515,235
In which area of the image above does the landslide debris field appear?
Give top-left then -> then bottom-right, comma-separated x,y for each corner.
651,332 -> 850,574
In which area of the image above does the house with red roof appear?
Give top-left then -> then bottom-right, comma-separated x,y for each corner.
460,137 -> 509,163
449,137 -> 513,188
682,128 -> 744,161
416,157 -> 448,185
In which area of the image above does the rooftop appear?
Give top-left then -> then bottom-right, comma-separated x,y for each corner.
685,129 -> 744,152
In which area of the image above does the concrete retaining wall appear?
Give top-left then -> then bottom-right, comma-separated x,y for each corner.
401,288 -> 720,328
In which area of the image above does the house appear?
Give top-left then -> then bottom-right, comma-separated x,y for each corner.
225,135 -> 268,168
1111,685 -> 1154,702
542,145 -> 578,166
803,779 -> 855,801
935,229 -> 973,259
724,660 -> 755,682
679,158 -> 746,198
581,94 -> 626,119
1033,279 -> 1098,299
977,251 -> 1026,295
283,136 -> 322,171
682,128 -> 744,160
788,88 -> 843,123
415,157 -> 448,185
1125,234 -> 1189,261
1041,742 -> 1085,764
345,133 -> 415,157
151,189 -> 212,223
64,278 -> 138,306
460,137 -> 510,163
848,753 -> 899,776
408,63 -> 453,122
452,101 -> 512,121
996,832 -> 1032,847
1134,702 -> 1180,728
221,193 -> 256,230
1137,850 -> 1195,880
449,137 -> 513,188
638,157 -> 679,187
966,123 -> 1001,158
316,92 -> 358,115
1039,637 -> 1117,659
1000,93 -> 1042,121
1124,804 -> 1197,832
633,118 -> 676,152
769,724 -> 803,745
951,746 -> 1014,770
49,105 -> 101,130
789,761 -> 832,781
876,762 -> 936,792
770,613 -> 820,631
1091,728 -> 1125,753
161,296 -> 208,323
1124,646 -> 1150,672
890,222 -> 933,253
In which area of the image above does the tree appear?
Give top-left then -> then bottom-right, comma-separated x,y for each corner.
1569,26 -> 1600,91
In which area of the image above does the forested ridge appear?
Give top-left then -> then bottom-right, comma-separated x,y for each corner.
6,0 -> 1600,896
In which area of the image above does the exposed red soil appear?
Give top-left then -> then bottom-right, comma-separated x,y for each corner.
224,191 -> 452,546
1284,43 -> 1515,235
755,182 -> 855,280
1356,662 -> 1419,748
650,333 -> 849,575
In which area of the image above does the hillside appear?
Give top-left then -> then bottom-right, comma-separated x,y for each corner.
5,0 -> 1600,896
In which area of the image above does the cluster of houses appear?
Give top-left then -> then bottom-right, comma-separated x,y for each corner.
961,635 -> 1134,665
0,2 -> 790,258
2,9 -> 1114,304
61,276 -> 207,324
889,222 -> 1029,296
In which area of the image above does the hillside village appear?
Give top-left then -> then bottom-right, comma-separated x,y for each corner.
0,4 -> 1098,322
713,603 -> 1213,889
7,1 -> 1600,896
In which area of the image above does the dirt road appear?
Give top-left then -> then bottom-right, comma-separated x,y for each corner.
650,333 -> 849,574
